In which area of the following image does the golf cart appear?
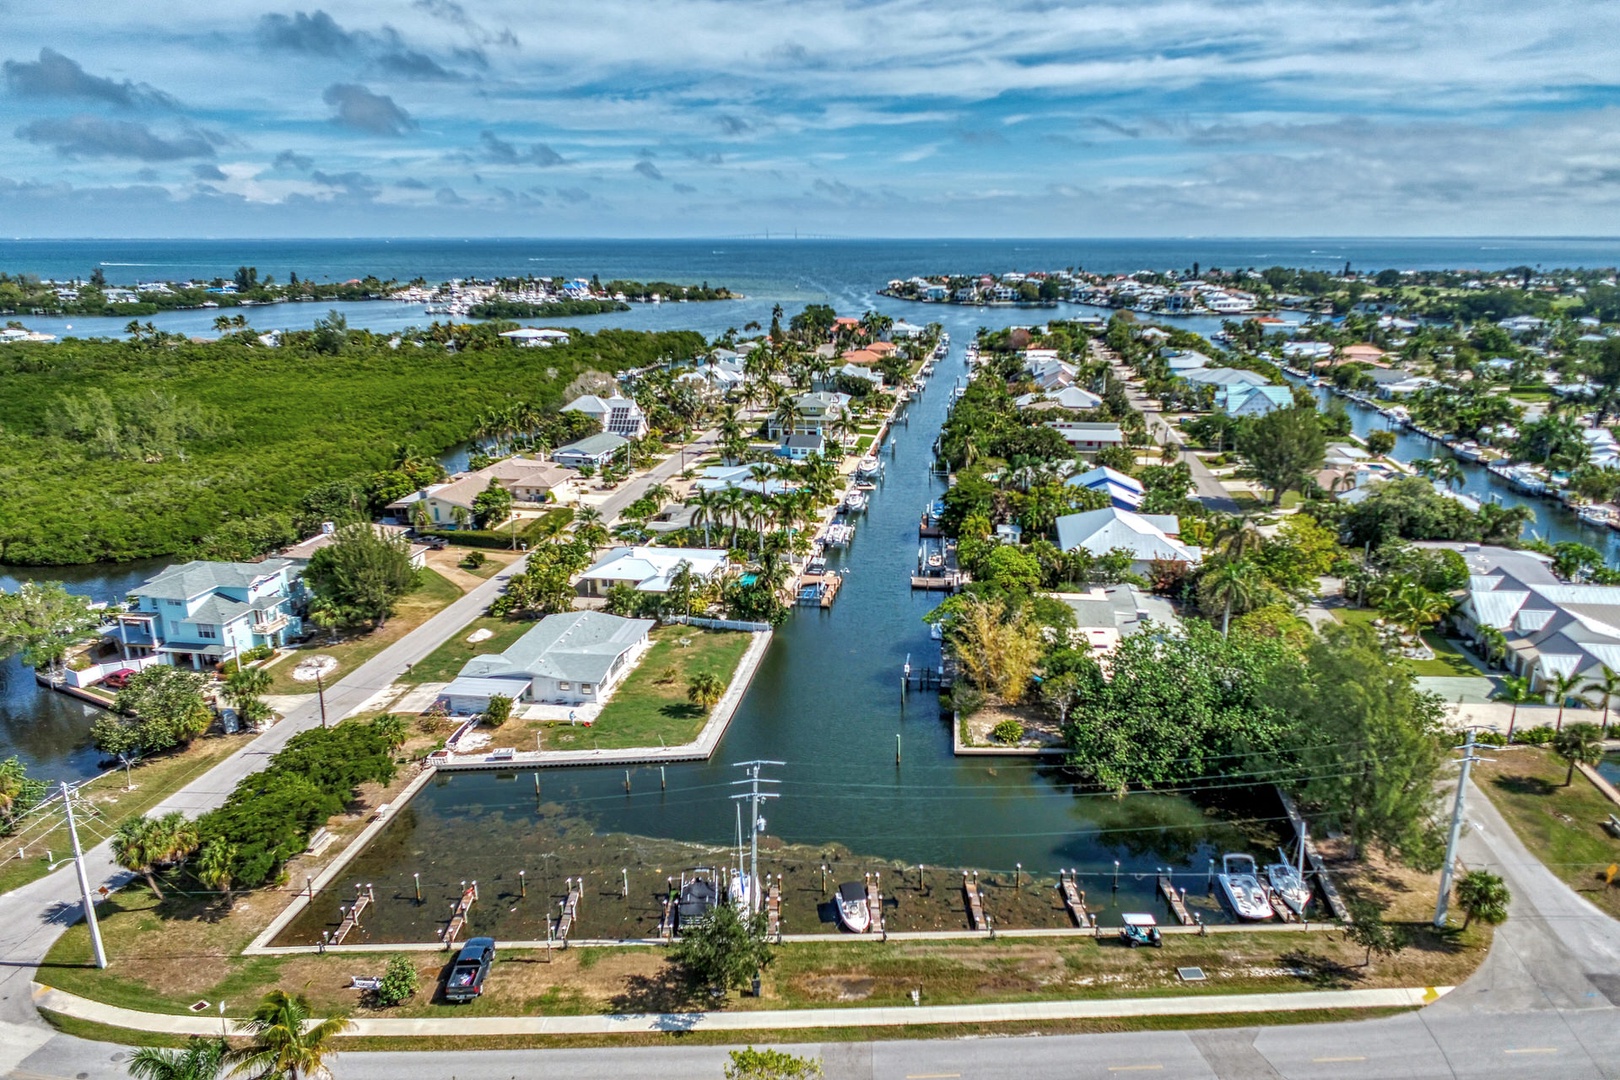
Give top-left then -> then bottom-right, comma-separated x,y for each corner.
1119,912 -> 1163,947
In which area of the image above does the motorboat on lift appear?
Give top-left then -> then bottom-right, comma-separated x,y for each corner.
675,870 -> 719,932
835,881 -> 871,933
1216,853 -> 1273,921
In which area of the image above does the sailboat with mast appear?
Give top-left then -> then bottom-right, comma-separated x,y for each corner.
729,803 -> 759,914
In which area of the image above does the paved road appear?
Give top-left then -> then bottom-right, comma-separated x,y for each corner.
1094,341 -> 1240,514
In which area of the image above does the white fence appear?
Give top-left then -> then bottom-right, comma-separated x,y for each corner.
664,615 -> 772,632
62,653 -> 166,688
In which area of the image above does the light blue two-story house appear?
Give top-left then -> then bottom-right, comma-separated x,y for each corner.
110,560 -> 301,670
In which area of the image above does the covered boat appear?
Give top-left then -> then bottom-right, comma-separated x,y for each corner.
835,881 -> 871,933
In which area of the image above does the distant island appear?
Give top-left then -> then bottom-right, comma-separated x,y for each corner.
0,267 -> 737,320
882,264 -> 1620,321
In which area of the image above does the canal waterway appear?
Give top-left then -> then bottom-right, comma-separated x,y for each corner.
279,301 -> 1286,944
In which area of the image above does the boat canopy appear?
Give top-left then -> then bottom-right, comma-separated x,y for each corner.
1121,912 -> 1158,927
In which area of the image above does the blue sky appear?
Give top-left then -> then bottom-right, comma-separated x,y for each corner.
2,0 -> 1618,237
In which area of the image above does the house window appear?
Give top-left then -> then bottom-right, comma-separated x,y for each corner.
580,684 -> 594,694
558,681 -> 571,691
197,626 -> 217,639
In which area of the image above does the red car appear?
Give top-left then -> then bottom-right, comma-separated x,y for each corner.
102,669 -> 137,690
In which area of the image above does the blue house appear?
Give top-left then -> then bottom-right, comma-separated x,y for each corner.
1217,384 -> 1295,418
110,560 -> 301,670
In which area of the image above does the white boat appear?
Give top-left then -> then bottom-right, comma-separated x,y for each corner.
1264,852 -> 1312,917
835,881 -> 871,933
1452,441 -> 1485,463
855,457 -> 882,480
844,492 -> 869,513
730,807 -> 759,915
1217,854 -> 1273,921
1580,505 -> 1615,527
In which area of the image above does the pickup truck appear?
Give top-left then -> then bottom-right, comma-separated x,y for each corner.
443,937 -> 495,1003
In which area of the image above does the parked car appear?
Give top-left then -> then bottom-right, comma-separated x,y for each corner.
421,536 -> 448,550
101,669 -> 136,691
443,936 -> 495,1003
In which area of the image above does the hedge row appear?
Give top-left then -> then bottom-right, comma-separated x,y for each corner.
418,506 -> 576,549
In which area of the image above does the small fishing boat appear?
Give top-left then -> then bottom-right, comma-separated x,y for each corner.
1264,851 -> 1313,917
853,480 -> 877,493
676,870 -> 719,932
1452,441 -> 1485,463
844,491 -> 869,513
855,457 -> 882,480
926,552 -> 944,568
806,555 -> 827,575
835,881 -> 871,933
1579,505 -> 1615,527
1216,854 -> 1273,921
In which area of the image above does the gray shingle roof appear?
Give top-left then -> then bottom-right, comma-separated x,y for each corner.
138,559 -> 290,601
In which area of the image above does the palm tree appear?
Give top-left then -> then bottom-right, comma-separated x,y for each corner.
1552,722 -> 1605,786
1585,665 -> 1620,737
1475,625 -> 1508,669
686,671 -> 726,709
689,487 -> 723,548
1453,869 -> 1511,930
223,665 -> 272,726
227,990 -> 352,1080
194,839 -> 238,901
1202,558 -> 1265,637
127,1036 -> 228,1080
1546,669 -> 1585,733
1493,675 -> 1536,744
112,816 -> 170,899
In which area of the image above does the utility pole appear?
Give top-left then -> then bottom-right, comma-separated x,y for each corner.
731,760 -> 782,915
61,782 -> 107,969
315,670 -> 328,729
1434,730 -> 1492,928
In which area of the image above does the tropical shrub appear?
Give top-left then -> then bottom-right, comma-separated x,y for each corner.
991,719 -> 1025,744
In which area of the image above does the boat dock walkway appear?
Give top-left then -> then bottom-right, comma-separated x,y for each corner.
439,883 -> 478,948
767,876 -> 783,939
1058,870 -> 1090,928
557,878 -> 581,944
1158,875 -> 1193,925
865,876 -> 883,933
963,873 -> 987,930
1269,890 -> 1299,923
331,884 -> 375,945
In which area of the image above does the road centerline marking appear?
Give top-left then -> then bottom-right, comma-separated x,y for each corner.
1107,1068 -> 1164,1073
905,1074 -> 961,1079
1503,1047 -> 1558,1054
1312,1057 -> 1366,1063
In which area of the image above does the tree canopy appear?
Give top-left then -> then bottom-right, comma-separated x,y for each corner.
305,524 -> 421,628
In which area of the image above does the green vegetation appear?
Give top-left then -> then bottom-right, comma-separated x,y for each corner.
94,667 -> 213,757
374,955 -> 421,1008
0,326 -> 703,565
726,1048 -> 823,1080
672,903 -> 775,993
545,628 -> 752,751
0,756 -> 48,837
467,298 -> 628,319
0,268 -> 391,317
0,581 -> 101,673
305,523 -> 421,630
1454,870 -> 1511,930
193,718 -> 402,890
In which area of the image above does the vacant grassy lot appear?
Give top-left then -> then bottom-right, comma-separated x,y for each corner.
539,628 -> 754,751
265,569 -> 463,695
1475,746 -> 1620,919
398,614 -> 539,686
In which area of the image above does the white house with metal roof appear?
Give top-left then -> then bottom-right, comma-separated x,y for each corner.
562,394 -> 648,438
438,611 -> 655,713
1053,508 -> 1201,575
576,546 -> 729,598
109,560 -> 300,670
1066,465 -> 1146,510
552,432 -> 630,468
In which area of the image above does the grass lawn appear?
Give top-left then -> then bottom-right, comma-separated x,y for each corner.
0,735 -> 251,896
1329,609 -> 1483,677
539,627 -> 754,751
398,614 -> 539,686
853,436 -> 875,455
1475,747 -> 1620,920
265,569 -> 463,695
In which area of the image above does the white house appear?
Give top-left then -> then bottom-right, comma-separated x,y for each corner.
768,392 -> 849,439
1047,422 -> 1125,456
562,394 -> 649,438
439,611 -> 655,713
576,546 -> 730,597
1053,507 -> 1201,575
500,327 -> 571,347
553,432 -> 630,469
1015,386 -> 1103,412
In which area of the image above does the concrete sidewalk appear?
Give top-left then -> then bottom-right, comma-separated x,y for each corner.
32,982 -> 1447,1038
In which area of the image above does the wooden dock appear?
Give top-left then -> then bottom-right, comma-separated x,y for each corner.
963,873 -> 987,930
767,876 -> 782,939
331,885 -> 374,945
1267,889 -> 1298,923
659,879 -> 677,940
865,876 -> 883,932
557,878 -> 581,943
1059,870 -> 1089,928
1158,875 -> 1193,925
438,883 -> 478,948
911,573 -> 963,592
